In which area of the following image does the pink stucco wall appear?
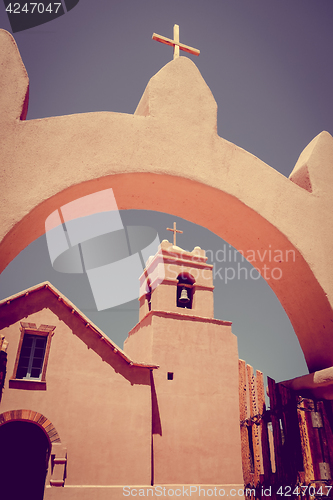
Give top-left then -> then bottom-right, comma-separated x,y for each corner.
0,280 -> 245,497
0,288 -> 152,487
124,243 -> 243,485
126,313 -> 243,485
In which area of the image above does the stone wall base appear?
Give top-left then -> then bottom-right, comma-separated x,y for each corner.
45,484 -> 246,500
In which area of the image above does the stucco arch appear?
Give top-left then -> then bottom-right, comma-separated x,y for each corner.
1,29 -> 333,374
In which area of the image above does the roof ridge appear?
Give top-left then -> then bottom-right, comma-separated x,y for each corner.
0,281 -> 158,370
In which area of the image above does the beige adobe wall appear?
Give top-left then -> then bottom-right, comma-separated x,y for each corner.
0,29 -> 333,373
125,313 -> 243,485
0,291 -> 152,486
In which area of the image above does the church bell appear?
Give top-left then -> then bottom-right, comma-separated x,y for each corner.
179,287 -> 190,304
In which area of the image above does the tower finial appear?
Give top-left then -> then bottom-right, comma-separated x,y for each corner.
152,24 -> 200,60
167,222 -> 183,246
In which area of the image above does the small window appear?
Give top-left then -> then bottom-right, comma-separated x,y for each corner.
16,335 -> 47,380
146,281 -> 152,312
247,425 -> 255,473
10,323 -> 55,388
167,372 -> 174,380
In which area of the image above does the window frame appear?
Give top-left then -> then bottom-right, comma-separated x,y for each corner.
16,333 -> 48,381
10,323 -> 55,390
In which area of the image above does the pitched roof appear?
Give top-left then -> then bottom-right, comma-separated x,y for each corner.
0,281 -> 158,369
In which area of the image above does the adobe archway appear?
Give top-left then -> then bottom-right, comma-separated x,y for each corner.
1,29 -> 333,374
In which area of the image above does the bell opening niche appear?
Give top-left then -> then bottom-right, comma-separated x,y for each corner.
146,280 -> 152,312
176,272 -> 195,309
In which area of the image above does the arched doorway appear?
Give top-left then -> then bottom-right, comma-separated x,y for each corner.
0,420 -> 50,500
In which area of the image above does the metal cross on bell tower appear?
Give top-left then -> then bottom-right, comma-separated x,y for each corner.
152,24 -> 200,60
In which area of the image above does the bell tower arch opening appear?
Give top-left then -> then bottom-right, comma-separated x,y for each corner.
176,272 -> 195,309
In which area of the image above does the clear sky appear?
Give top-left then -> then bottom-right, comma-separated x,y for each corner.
1,0 -> 333,382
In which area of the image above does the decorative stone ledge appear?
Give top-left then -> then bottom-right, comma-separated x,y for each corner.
9,378 -> 46,390
44,484 -> 245,500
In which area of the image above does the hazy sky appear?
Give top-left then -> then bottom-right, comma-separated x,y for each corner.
1,0 -> 333,382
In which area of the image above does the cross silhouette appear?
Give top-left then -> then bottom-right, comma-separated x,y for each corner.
152,24 -> 200,60
167,222 -> 183,246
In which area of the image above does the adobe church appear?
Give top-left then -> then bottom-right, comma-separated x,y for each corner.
1,22 -> 333,500
0,237 -> 245,499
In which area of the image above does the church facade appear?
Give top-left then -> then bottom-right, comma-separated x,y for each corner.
0,240 -> 244,499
